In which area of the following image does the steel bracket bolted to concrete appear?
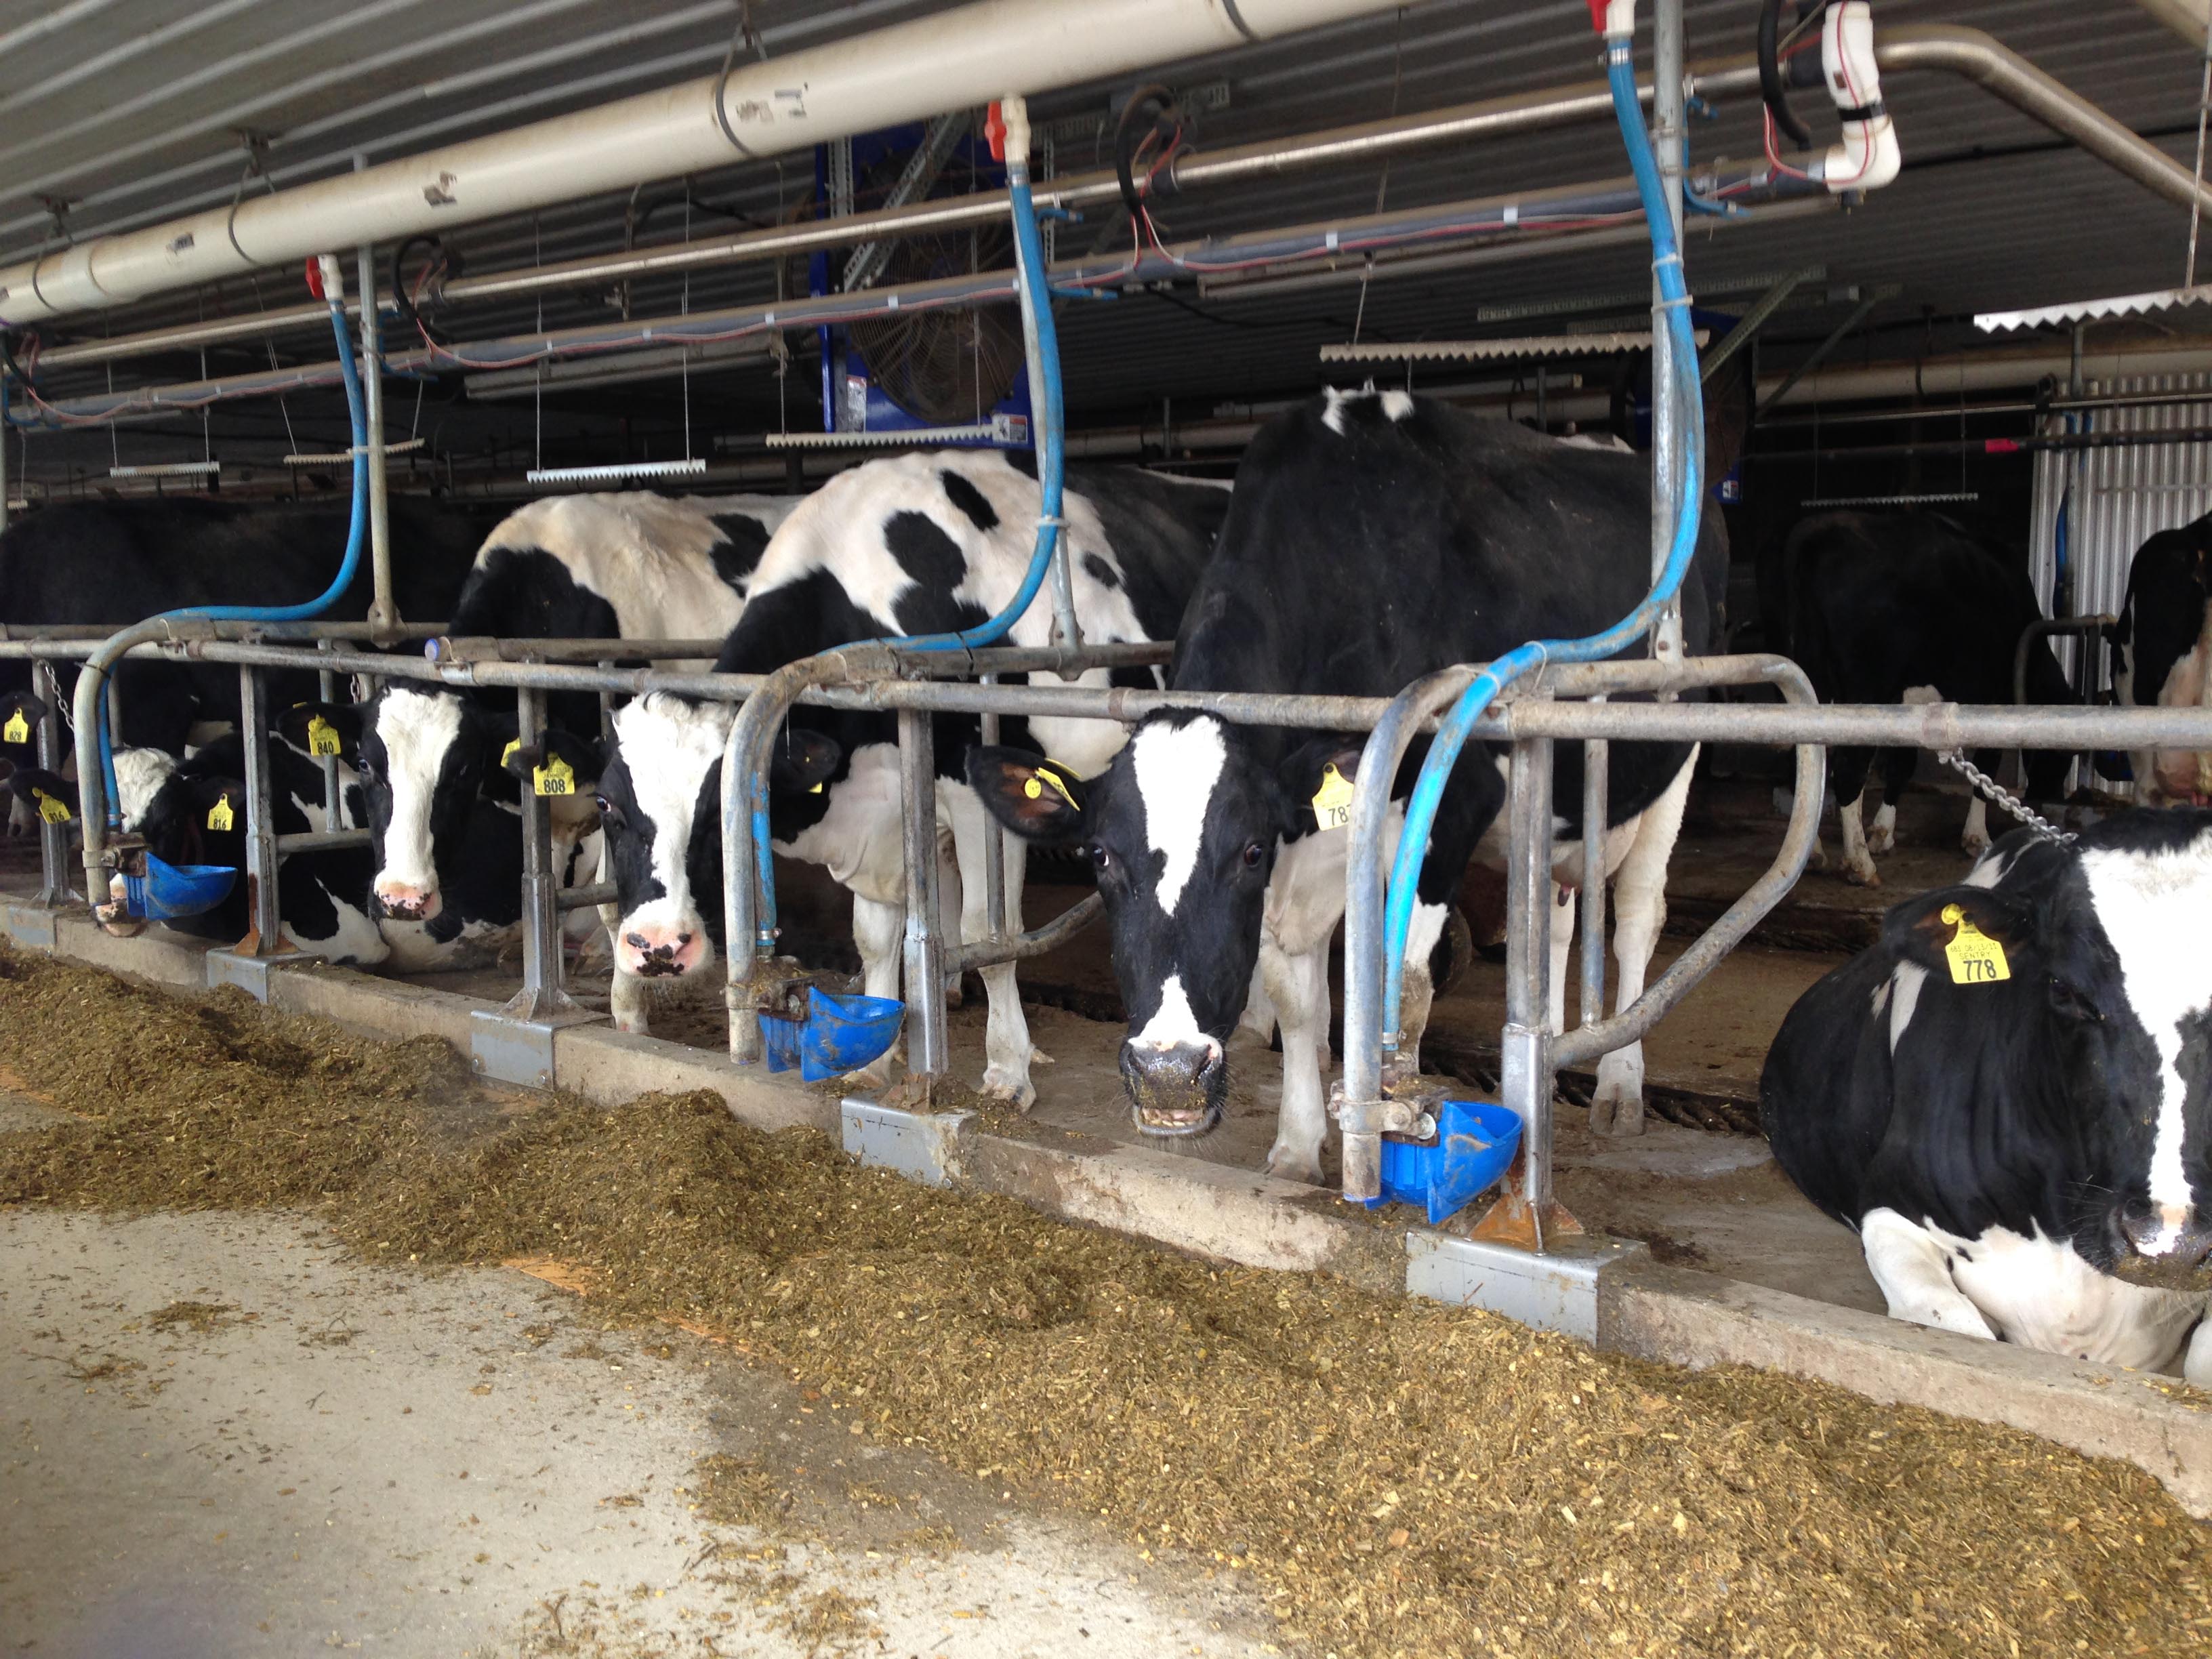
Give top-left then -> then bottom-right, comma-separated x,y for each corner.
3,903 -> 62,952
840,1097 -> 972,1187
205,948 -> 323,1001
1405,1231 -> 1648,1344
470,1009 -> 596,1090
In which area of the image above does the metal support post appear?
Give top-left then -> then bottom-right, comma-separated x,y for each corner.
33,661 -> 75,908
205,664 -> 321,997
354,216 -> 396,643
1649,0 -> 1687,668
979,680 -> 1006,943
897,704 -> 948,1091
472,681 -> 598,1086
315,639 -> 343,821
1578,730 -> 1610,1059
1471,734 -> 1583,1251
0,371 -> 9,537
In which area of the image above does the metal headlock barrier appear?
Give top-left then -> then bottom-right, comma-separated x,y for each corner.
13,622 -> 2212,1248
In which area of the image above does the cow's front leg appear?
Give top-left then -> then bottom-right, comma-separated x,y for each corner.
937,824 -> 965,1009
1961,793 -> 1992,860
1546,880 -> 1576,1036
844,892 -> 905,1090
1395,899 -> 1451,1078
1860,1208 -> 1998,1340
1592,750 -> 1694,1136
945,789 -> 1040,1109
2186,1311 -> 2212,1389
1838,792 -> 1880,886
610,964 -> 650,1035
1261,933 -> 1330,1185
1235,956 -> 1278,1049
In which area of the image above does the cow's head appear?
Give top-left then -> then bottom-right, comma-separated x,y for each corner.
970,713 -> 1350,1137
1889,814 -> 2212,1284
598,694 -> 839,981
358,687 -> 493,922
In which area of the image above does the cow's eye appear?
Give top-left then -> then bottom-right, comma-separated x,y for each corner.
2049,978 -> 2102,1023
1242,840 -> 1266,869
594,795 -> 621,822
1090,844 -> 1111,872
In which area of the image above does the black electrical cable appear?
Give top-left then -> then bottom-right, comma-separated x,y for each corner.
1114,84 -> 1183,220
1759,0 -> 1825,148
390,235 -> 462,345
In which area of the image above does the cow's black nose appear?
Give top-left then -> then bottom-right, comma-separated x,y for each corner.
2120,1206 -> 2212,1267
1119,1040 -> 1225,1136
626,933 -> 650,951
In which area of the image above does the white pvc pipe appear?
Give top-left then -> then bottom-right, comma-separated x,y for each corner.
0,0 -> 1407,326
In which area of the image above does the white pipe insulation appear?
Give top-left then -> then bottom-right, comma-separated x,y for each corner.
0,0 -> 1409,327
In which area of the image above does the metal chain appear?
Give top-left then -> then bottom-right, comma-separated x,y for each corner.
1938,749 -> 2076,845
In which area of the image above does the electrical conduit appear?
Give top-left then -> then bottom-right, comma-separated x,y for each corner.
73,254 -> 368,895
1375,1 -> 1707,1055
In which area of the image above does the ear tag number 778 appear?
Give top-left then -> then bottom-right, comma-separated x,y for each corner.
1941,903 -> 2009,985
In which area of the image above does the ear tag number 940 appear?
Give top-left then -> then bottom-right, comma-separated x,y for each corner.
1942,903 -> 2009,985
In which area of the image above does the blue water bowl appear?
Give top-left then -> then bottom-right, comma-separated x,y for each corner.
120,853 -> 237,922
762,988 -> 905,1082
1359,1099 -> 1523,1226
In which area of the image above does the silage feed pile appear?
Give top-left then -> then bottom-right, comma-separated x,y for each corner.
0,947 -> 2207,1659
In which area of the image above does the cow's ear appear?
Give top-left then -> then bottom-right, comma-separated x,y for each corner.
1884,885 -> 2039,978
0,689 -> 50,744
1277,737 -> 1366,834
501,728 -> 604,796
9,767 -> 77,821
769,728 -> 842,795
278,701 -> 362,764
186,775 -> 249,830
965,745 -> 1090,844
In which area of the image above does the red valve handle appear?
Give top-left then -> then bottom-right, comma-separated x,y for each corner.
983,100 -> 1008,163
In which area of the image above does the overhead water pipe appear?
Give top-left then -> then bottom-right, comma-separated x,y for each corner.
0,0 -> 1418,327
718,92 -> 1072,1065
70,253 -> 369,899
1368,1 -> 1713,1065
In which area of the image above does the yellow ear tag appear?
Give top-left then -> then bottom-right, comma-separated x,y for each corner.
1024,764 -> 1077,808
33,789 -> 69,825
808,781 -> 824,795
501,738 -> 522,769
206,795 -> 235,832
533,755 -> 575,797
1311,762 -> 1356,831
3,712 -> 28,744
1941,902 -> 2009,985
306,714 -> 342,757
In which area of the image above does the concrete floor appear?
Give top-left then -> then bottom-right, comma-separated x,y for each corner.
1,1194 -> 1279,1658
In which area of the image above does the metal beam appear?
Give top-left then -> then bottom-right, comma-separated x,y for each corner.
1754,287 -> 1896,419
1700,268 -> 1818,385
843,112 -> 970,294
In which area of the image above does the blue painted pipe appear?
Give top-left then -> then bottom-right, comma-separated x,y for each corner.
97,288 -> 369,825
745,142 -> 1069,946
1377,37 -> 1707,1045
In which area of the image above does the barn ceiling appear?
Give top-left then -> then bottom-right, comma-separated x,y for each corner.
3,0 -> 2209,487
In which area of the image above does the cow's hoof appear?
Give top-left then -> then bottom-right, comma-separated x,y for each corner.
1807,842 -> 1829,872
1264,1147 -> 1324,1187
1588,1088 -> 1645,1138
844,1059 -> 895,1092
944,980 -> 965,1010
1029,1047 -> 1055,1067
1961,833 -> 1991,859
981,1065 -> 1036,1111
1866,826 -> 1895,856
1843,864 -> 1882,889
613,1013 -> 651,1036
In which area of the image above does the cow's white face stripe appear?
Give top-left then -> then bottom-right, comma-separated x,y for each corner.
1130,974 -> 1218,1059
611,693 -> 735,931
1379,389 -> 1414,422
112,747 -> 177,833
374,688 -> 463,891
1887,960 -> 1927,1053
2080,838 -> 2212,1242
1131,717 -> 1226,916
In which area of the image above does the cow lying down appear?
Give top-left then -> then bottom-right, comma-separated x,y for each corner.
1761,811 -> 2212,1383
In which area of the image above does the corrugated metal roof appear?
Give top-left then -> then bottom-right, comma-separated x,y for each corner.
6,0 -> 2212,487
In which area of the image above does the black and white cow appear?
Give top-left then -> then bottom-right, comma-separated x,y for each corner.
1762,812 -> 2212,1382
1785,510 -> 2073,885
357,490 -> 794,972
7,705 -> 387,963
969,388 -> 1727,1177
594,448 -> 1229,1099
0,495 -> 495,829
2114,510 -> 2212,806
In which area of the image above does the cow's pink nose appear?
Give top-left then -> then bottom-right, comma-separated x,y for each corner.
375,880 -> 442,922
619,926 -> 705,977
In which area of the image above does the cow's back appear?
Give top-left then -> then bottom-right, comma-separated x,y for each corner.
1172,392 -> 1727,704
1784,511 -> 2048,705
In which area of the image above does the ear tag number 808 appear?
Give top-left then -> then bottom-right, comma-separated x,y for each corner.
1941,903 -> 2009,985
3,712 -> 28,744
